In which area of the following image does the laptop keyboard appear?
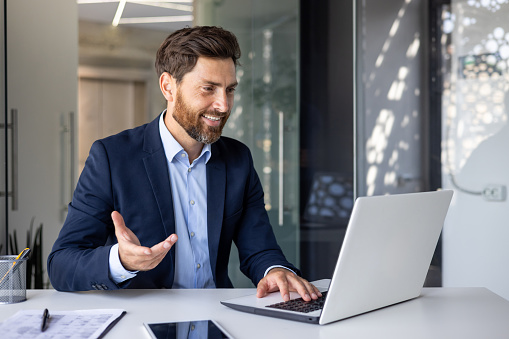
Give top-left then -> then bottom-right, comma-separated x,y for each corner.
266,291 -> 328,313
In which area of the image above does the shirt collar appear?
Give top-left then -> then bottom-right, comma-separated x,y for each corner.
159,110 -> 212,164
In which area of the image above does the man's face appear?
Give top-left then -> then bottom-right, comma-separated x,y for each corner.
172,57 -> 237,144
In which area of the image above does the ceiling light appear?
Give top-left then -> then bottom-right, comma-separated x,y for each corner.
112,0 -> 127,27
77,0 -> 120,3
77,0 -> 193,4
118,15 -> 193,24
129,1 -> 193,12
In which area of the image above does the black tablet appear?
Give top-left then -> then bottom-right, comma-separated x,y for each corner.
144,320 -> 233,339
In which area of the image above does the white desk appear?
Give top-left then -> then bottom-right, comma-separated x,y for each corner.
0,287 -> 508,338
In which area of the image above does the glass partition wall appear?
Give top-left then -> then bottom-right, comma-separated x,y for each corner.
298,0 -> 354,282
436,0 -> 509,300
354,0 -> 429,198
195,0 -> 300,287
355,0 -> 436,285
356,0 -> 509,296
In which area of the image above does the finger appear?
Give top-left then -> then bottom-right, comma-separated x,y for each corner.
256,278 -> 270,298
292,277 -> 320,300
286,275 -> 312,301
112,211 -> 143,247
150,234 -> 178,253
311,283 -> 322,298
303,280 -> 321,300
303,280 -> 322,298
163,234 -> 178,249
137,234 -> 177,269
111,211 -> 130,241
274,275 -> 290,302
290,276 -> 323,301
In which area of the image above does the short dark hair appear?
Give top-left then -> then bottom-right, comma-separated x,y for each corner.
155,26 -> 241,83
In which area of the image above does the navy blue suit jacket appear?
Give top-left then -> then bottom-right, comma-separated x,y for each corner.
48,115 -> 298,291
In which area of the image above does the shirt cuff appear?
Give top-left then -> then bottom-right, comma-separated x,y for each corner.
264,265 -> 297,277
109,243 -> 138,283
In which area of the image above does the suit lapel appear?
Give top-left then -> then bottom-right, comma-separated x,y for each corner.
142,116 -> 176,238
142,117 -> 176,288
143,152 -> 176,237
207,146 -> 226,282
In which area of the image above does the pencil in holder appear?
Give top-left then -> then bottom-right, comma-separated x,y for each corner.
0,255 -> 28,304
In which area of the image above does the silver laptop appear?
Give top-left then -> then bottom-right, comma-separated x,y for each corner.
221,190 -> 453,325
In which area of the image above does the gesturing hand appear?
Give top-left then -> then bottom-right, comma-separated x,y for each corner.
111,211 -> 177,272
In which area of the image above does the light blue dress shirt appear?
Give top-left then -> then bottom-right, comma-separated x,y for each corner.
159,113 -> 215,289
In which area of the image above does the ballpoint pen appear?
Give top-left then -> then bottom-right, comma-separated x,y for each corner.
0,248 -> 31,287
41,308 -> 50,332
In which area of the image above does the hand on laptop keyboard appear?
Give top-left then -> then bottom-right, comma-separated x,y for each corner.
266,291 -> 328,313
257,267 -> 322,302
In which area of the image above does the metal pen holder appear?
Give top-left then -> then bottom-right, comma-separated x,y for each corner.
0,255 -> 28,304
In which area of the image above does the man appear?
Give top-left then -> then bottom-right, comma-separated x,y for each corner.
48,26 -> 320,302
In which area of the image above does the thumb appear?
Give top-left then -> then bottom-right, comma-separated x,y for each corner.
111,211 -> 130,242
256,278 -> 269,298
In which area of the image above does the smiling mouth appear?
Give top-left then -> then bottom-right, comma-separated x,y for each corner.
202,114 -> 222,122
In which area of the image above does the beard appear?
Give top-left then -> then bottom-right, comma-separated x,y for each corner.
172,92 -> 230,144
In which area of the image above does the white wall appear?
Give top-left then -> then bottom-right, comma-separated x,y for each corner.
442,1 -> 509,300
1,0 -> 78,287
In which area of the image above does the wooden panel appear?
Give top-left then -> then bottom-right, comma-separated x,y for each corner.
78,77 -> 147,174
102,80 -> 135,137
134,81 -> 147,127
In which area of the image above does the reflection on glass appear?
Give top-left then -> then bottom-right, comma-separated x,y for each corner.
355,0 -> 425,196
303,172 -> 353,225
440,0 -> 509,302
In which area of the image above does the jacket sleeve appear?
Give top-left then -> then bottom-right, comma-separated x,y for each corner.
232,146 -> 301,285
47,140 -> 122,291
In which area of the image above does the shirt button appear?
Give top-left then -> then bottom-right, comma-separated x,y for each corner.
190,232 -> 195,237
191,325 -> 195,331
181,153 -> 186,157
121,275 -> 126,279
196,263 -> 201,269
190,200 -> 195,205
188,168 -> 192,172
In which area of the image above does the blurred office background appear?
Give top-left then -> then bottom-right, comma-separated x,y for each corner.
1,0 -> 508,300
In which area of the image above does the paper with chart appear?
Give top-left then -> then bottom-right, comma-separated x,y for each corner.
0,309 -> 125,338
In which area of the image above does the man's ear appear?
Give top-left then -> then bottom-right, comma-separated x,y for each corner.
159,72 -> 175,102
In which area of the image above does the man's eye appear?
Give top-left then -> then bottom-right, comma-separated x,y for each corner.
227,87 -> 236,94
